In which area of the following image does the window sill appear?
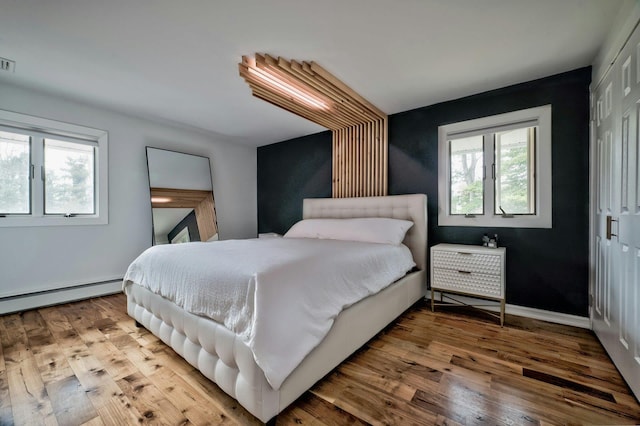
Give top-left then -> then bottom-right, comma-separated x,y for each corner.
438,213 -> 551,229
0,215 -> 108,227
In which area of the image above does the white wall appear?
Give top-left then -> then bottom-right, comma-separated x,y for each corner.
592,0 -> 640,89
0,82 -> 257,303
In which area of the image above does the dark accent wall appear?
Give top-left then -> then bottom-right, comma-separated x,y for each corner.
257,67 -> 591,316
258,131 -> 332,233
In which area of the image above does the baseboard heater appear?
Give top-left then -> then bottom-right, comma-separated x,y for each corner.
0,278 -> 123,315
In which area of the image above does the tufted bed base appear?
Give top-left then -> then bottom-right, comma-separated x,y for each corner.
125,194 -> 428,423
126,269 -> 424,422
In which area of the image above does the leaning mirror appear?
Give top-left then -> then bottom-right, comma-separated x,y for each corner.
146,147 -> 218,245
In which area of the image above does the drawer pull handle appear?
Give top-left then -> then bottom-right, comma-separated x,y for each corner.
457,252 -> 472,255
458,270 -> 472,275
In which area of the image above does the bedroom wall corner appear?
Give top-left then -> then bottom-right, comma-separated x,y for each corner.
0,82 -> 257,308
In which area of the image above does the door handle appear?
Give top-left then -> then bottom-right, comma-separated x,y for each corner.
606,215 -> 618,240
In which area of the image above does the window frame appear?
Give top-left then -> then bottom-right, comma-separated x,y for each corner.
438,105 -> 552,228
0,109 -> 108,227
0,129 -> 32,215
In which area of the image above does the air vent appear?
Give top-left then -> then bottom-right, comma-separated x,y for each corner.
0,57 -> 16,73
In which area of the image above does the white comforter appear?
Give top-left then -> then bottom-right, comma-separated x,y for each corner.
123,237 -> 414,389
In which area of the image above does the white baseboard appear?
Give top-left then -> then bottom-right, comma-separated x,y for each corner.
428,291 -> 591,329
0,280 -> 122,315
1,282 -> 591,329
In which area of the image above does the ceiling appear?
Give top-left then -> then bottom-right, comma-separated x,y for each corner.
0,0 -> 626,147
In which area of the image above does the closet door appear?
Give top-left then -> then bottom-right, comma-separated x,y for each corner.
592,23 -> 640,400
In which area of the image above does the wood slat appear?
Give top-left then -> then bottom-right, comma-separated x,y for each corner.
309,61 -> 387,118
249,84 -> 347,129
331,121 -> 387,197
239,53 -> 388,198
285,59 -> 376,125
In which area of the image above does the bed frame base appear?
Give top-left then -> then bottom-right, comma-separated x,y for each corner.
125,193 -> 428,422
125,270 -> 425,422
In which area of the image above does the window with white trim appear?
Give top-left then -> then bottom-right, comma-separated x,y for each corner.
438,105 -> 552,228
0,110 -> 108,227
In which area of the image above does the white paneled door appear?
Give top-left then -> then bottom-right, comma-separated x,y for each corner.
592,23 -> 640,400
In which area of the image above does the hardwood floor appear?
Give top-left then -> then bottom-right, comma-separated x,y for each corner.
1,294 -> 639,425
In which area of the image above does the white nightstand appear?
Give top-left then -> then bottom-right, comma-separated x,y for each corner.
430,243 -> 506,325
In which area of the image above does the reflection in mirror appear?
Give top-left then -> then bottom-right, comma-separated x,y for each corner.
146,147 -> 218,245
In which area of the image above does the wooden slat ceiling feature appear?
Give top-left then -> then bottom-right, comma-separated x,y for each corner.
332,119 -> 387,198
239,53 -> 388,197
239,54 -> 386,131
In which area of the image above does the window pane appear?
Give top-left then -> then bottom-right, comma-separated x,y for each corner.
450,135 -> 484,215
44,139 -> 95,214
495,127 -> 535,215
0,131 -> 30,214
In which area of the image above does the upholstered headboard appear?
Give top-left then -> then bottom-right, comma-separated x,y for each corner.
302,194 -> 427,271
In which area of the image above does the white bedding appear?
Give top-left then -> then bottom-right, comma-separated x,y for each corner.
123,237 -> 414,389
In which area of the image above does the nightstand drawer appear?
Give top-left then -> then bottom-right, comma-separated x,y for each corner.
432,268 -> 502,298
432,250 -> 501,275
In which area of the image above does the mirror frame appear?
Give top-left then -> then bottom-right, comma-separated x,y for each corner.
145,146 -> 218,245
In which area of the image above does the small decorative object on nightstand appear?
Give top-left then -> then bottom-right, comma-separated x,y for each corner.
430,243 -> 506,326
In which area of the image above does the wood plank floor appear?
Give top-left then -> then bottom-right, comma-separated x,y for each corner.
1,294 -> 639,425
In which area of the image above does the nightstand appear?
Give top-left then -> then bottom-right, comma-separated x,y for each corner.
430,243 -> 506,325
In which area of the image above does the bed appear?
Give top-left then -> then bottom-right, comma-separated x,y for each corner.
123,194 -> 427,423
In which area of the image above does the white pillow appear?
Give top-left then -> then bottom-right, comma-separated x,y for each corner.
283,218 -> 413,245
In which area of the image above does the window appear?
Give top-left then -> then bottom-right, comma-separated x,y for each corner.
0,110 -> 108,227
0,130 -> 30,214
44,138 -> 95,215
494,127 -> 536,215
449,135 -> 484,215
438,105 -> 551,228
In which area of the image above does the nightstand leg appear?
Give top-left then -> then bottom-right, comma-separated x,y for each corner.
500,299 -> 505,327
431,288 -> 434,312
